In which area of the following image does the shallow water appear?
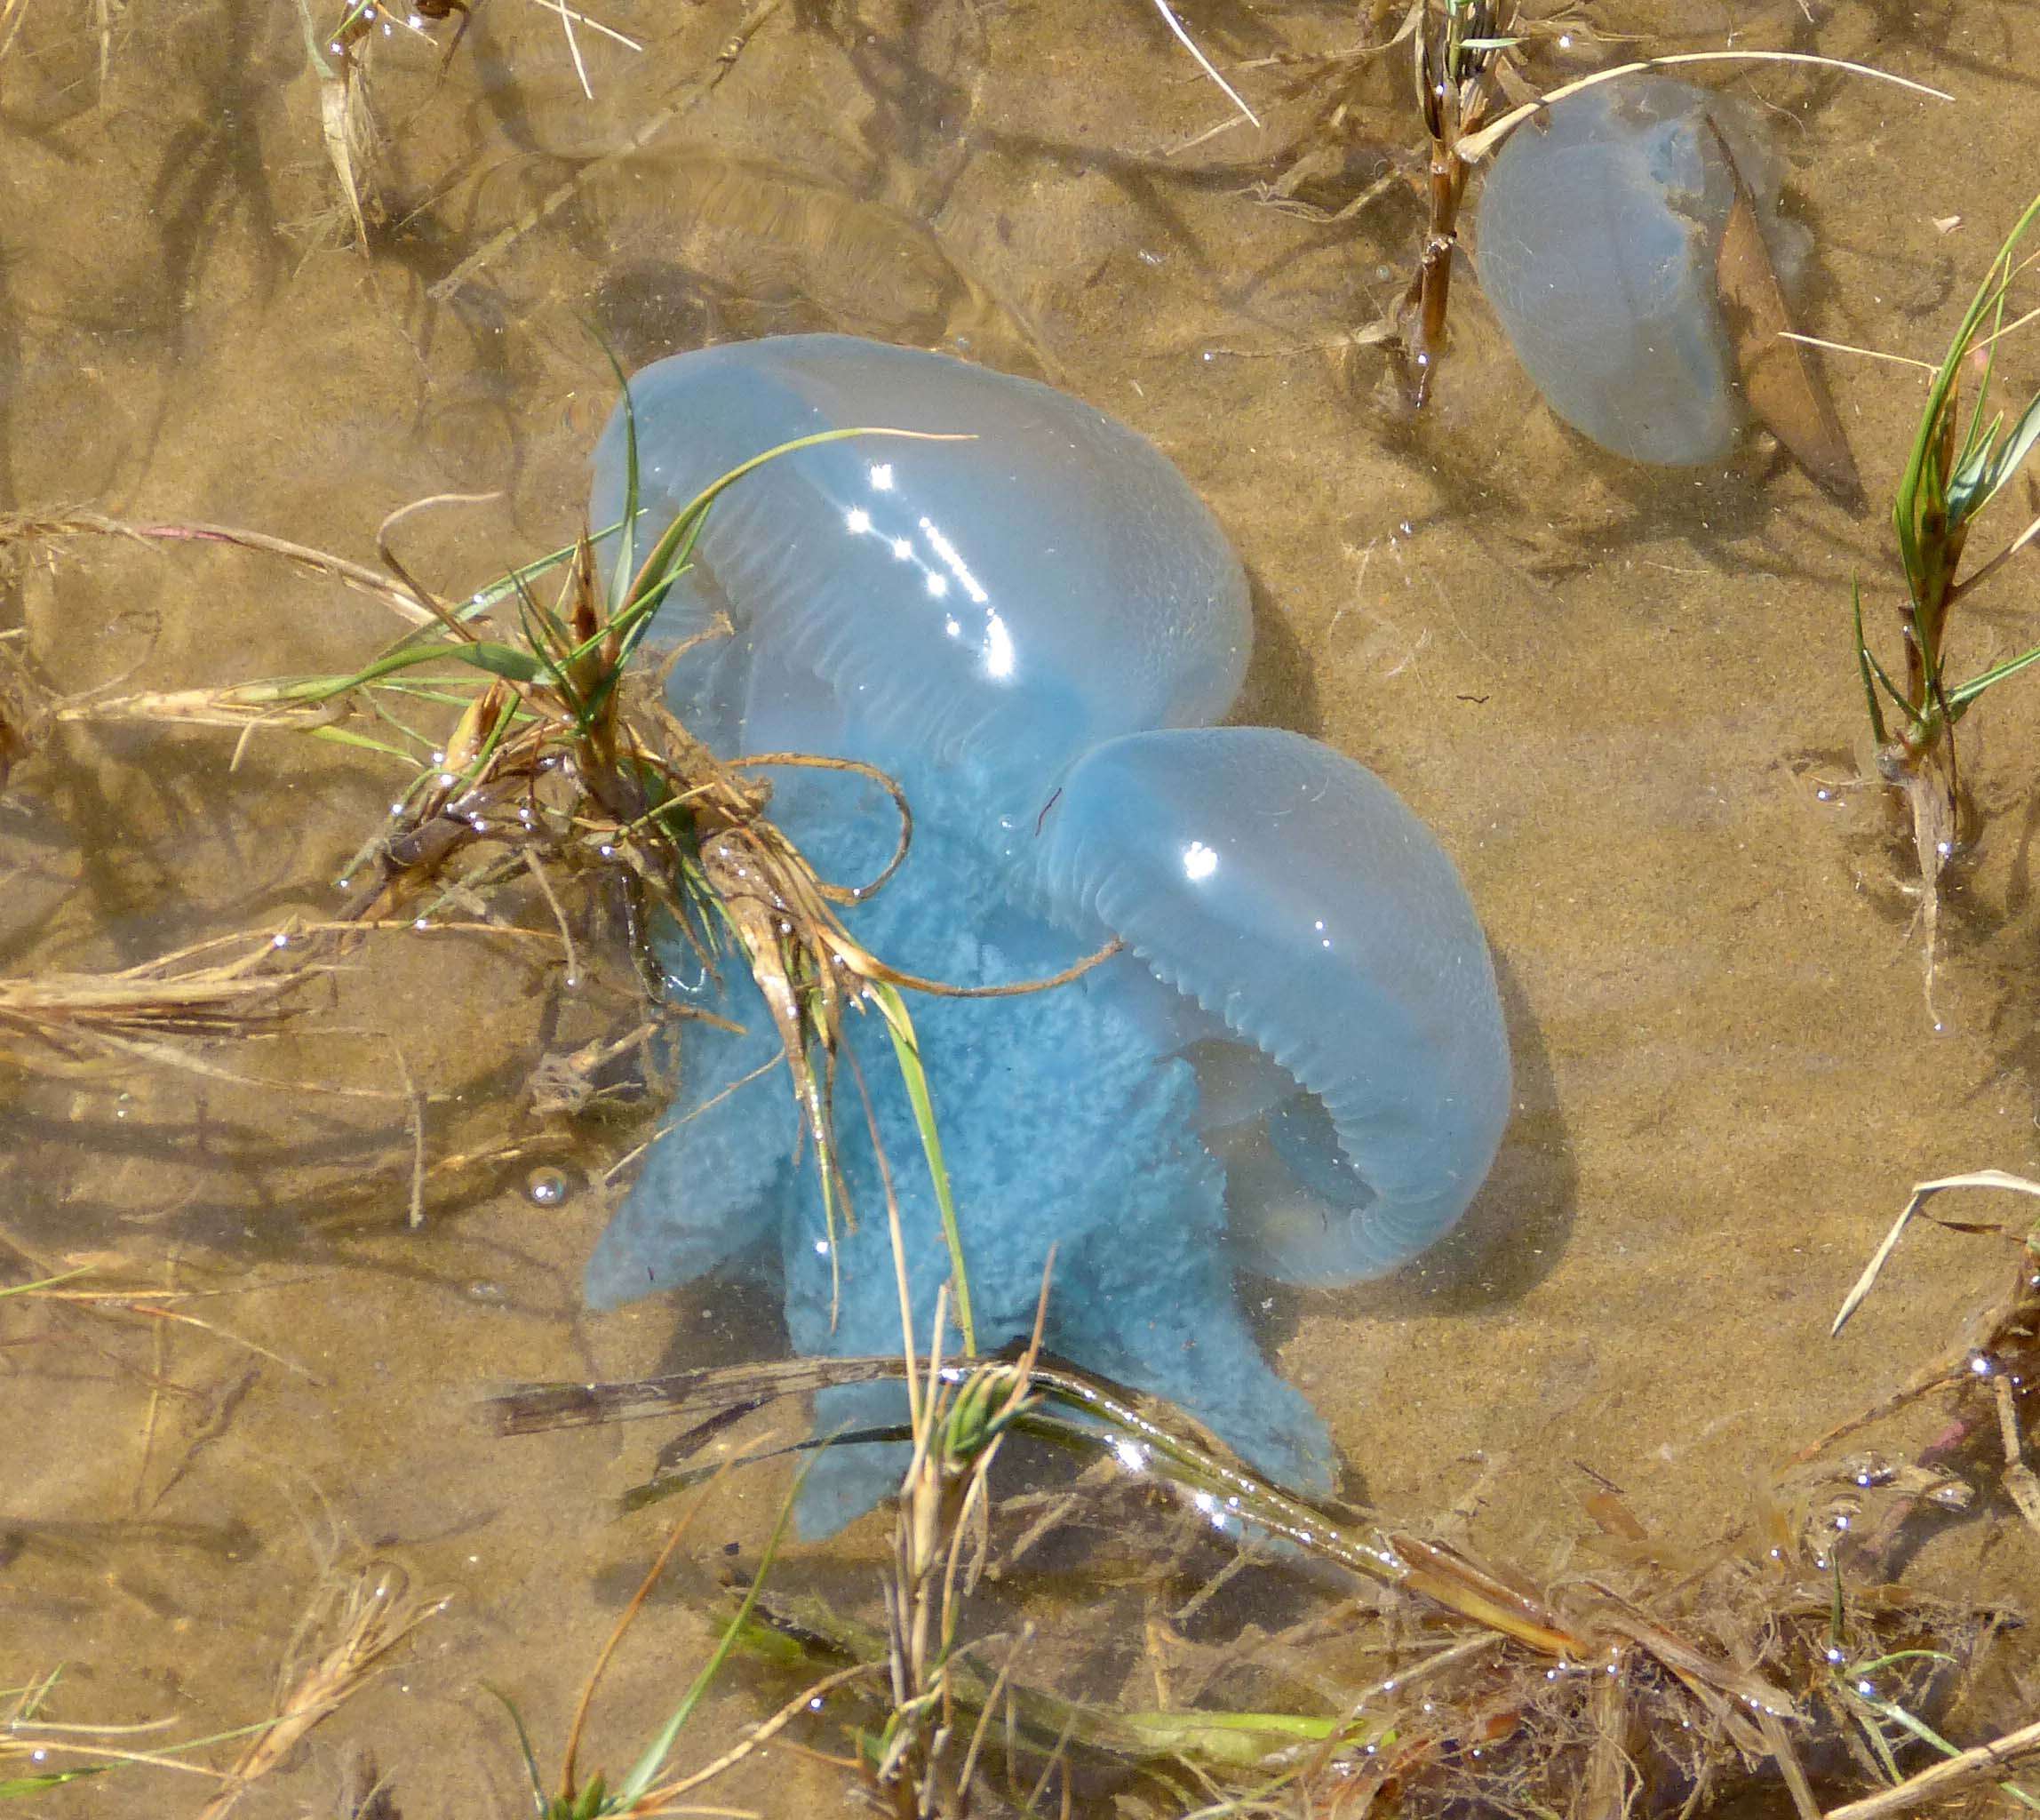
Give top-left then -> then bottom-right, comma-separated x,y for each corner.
3,0 -> 2039,1812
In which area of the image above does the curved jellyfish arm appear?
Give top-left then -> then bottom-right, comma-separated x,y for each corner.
1047,1217 -> 1338,1497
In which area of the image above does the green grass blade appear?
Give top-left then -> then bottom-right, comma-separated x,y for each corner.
451,642 -> 546,684
868,980 -> 974,1355
0,1267 -> 93,1297
616,427 -> 969,663
605,349 -> 641,626
1944,407 -> 2007,527
610,1468 -> 810,1808
481,1686 -> 553,1817
305,726 -> 427,760
1,1768 -> 114,1795
1968,387 -> 2040,524
1852,579 -> 1890,746
1861,1695 -> 2040,1814
245,638 -> 530,709
1948,639 -> 2040,714
462,531 -> 615,626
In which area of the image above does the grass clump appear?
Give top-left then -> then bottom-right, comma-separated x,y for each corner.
2,408 -> 998,1314
493,1272 -> 2011,1820
493,1460 -> 879,1819
1849,191 -> 2040,1008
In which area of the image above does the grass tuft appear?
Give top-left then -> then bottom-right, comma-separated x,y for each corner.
1848,190 -> 2040,1011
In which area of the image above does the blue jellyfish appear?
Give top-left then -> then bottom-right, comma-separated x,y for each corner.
581,336 -> 1512,1533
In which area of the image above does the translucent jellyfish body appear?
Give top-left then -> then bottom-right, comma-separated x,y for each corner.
1041,727 -> 1512,1285
582,335 -> 1512,1529
1476,77 -> 1801,467
586,333 -> 1248,845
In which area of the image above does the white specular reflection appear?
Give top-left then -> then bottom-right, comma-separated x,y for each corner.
833,463 -> 1017,684
1182,840 -> 1219,882
983,611 -> 1016,680
918,515 -> 989,605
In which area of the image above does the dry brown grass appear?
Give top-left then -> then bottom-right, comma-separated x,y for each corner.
0,928 -> 324,1078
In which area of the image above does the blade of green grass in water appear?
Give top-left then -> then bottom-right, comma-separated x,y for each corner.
869,980 -> 973,1355
609,1462 -> 811,1808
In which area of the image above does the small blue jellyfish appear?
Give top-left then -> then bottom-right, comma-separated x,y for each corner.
582,335 -> 1512,1533
1476,77 -> 1805,467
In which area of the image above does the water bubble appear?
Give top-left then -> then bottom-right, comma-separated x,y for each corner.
526,1167 -> 570,1208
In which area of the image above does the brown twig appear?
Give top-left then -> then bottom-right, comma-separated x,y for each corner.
1821,1714 -> 2040,1820
0,510 -> 435,627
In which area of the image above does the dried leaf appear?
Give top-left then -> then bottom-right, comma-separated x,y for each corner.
1831,1166 -> 2040,1336
318,64 -> 369,253
1712,148 -> 1864,510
